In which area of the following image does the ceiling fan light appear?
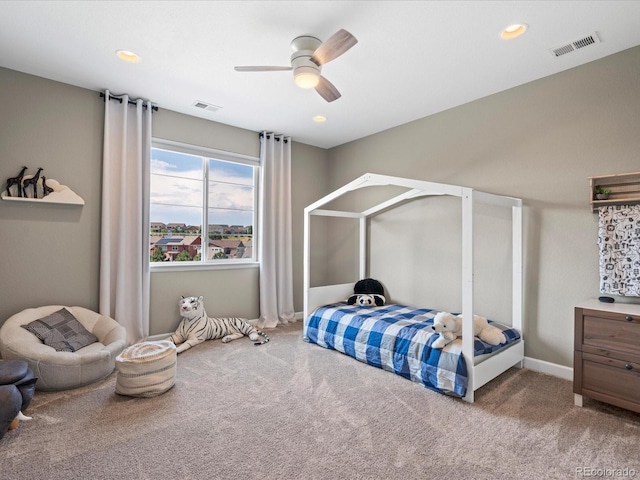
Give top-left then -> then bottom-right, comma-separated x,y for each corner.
294,67 -> 320,89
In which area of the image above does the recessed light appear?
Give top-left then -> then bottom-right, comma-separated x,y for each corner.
116,49 -> 141,63
501,24 -> 528,40
313,115 -> 327,123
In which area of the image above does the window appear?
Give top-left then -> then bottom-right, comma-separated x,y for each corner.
149,139 -> 259,266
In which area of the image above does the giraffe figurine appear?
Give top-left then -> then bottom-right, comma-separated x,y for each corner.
5,166 -> 28,197
42,176 -> 54,197
22,167 -> 43,199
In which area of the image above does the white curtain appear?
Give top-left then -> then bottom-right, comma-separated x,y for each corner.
100,90 -> 152,344
258,132 -> 295,328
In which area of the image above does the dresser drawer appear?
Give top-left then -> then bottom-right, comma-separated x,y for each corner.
580,309 -> 640,358
576,352 -> 640,412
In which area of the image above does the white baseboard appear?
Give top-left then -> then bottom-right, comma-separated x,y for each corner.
296,308 -> 573,382
147,316 -> 261,340
285,313 -> 576,384
146,333 -> 172,342
523,356 -> 573,381
148,318 -> 573,383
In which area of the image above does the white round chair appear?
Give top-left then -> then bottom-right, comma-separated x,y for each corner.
0,306 -> 127,391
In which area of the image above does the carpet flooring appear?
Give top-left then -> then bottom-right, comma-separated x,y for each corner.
2,322 -> 639,479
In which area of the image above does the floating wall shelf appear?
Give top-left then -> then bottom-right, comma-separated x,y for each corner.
589,172 -> 640,212
1,178 -> 84,205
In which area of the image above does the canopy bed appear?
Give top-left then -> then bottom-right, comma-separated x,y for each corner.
302,173 -> 524,403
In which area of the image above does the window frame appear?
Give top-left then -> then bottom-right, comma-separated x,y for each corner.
149,138 -> 260,272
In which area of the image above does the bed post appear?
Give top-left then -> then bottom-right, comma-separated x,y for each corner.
303,206 -> 311,321
359,216 -> 367,279
461,188 -> 475,403
512,201 -> 523,366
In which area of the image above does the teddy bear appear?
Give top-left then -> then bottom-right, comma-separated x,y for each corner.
430,311 -> 506,349
347,278 -> 386,307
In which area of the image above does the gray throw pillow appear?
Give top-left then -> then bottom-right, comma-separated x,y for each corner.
21,308 -> 98,352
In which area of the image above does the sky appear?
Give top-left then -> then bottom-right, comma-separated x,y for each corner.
150,148 -> 254,228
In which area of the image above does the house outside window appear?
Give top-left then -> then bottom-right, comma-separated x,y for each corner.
149,139 -> 258,267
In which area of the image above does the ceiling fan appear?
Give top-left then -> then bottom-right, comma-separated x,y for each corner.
234,29 -> 357,103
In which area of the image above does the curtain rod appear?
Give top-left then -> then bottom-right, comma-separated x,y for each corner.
99,92 -> 159,112
260,132 -> 289,143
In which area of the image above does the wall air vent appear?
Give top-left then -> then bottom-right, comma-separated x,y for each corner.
193,101 -> 222,112
550,32 -> 601,57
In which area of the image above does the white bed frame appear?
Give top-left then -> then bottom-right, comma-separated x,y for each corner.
303,173 -> 524,403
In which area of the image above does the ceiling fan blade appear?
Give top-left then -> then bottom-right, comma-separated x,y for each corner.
310,29 -> 358,66
315,76 -> 341,102
234,66 -> 292,72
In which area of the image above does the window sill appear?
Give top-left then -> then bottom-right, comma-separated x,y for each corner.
150,261 -> 259,273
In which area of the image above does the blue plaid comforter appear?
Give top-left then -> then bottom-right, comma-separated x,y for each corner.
303,303 -> 521,397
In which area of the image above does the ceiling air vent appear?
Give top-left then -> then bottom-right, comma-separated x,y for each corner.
193,101 -> 222,112
550,32 -> 601,57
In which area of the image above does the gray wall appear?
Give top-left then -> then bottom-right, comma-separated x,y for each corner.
291,141 -> 331,310
0,67 -> 330,339
325,46 -> 640,368
0,68 -> 103,323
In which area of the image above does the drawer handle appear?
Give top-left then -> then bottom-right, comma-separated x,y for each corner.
625,363 -> 633,370
625,316 -> 633,322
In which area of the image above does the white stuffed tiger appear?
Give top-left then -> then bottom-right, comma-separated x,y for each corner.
167,296 -> 269,354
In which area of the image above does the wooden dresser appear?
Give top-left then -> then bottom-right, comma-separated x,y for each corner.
574,299 -> 640,413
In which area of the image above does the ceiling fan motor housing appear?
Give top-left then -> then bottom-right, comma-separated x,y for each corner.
290,36 -> 322,86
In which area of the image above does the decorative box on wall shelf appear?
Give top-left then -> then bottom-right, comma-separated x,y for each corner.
574,299 -> 640,413
1,178 -> 84,205
589,171 -> 640,212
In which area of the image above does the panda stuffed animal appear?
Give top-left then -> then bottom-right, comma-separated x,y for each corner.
347,278 -> 386,307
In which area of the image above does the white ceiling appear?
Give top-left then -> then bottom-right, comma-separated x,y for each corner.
2,1 -> 640,149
